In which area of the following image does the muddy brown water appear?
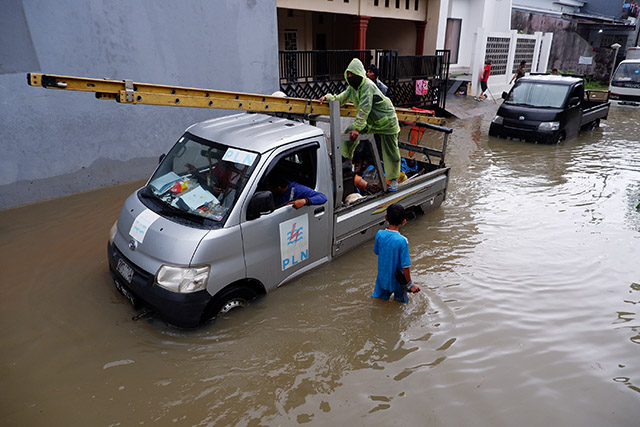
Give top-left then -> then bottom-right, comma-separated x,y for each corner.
1,105 -> 640,426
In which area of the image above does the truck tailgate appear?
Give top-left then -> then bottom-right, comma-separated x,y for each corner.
581,102 -> 610,126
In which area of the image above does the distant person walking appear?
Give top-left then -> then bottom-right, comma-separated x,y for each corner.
475,59 -> 492,101
510,60 -> 527,84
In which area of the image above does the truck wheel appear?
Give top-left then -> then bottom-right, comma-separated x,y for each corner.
205,286 -> 258,321
553,132 -> 566,144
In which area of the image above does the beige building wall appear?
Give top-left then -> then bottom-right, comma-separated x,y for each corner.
425,0 -> 444,53
368,18 -> 417,55
277,0 -> 429,21
277,0 -> 440,54
277,9 -> 353,51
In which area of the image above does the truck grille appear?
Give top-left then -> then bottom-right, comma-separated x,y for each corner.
504,121 -> 537,131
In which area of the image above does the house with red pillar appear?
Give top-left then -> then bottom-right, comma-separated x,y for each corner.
276,0 -> 553,100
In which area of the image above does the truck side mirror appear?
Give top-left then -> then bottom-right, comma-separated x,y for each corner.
568,97 -> 580,108
158,153 -> 166,164
247,191 -> 275,220
501,91 -> 508,100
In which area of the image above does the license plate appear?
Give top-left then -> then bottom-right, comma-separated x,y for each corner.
116,258 -> 134,283
114,279 -> 136,307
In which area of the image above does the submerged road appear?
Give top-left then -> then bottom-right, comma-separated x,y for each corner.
1,104 -> 639,425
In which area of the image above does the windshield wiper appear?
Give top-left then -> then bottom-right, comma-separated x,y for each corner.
140,187 -> 202,219
139,187 -> 162,201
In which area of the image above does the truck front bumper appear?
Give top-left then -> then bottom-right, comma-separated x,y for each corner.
489,123 -> 559,144
107,242 -> 212,328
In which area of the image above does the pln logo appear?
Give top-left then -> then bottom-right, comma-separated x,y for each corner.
286,222 -> 304,245
279,214 -> 310,271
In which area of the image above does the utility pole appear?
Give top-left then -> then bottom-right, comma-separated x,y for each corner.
610,43 -> 621,83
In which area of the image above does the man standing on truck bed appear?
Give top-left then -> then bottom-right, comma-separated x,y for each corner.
319,58 -> 402,192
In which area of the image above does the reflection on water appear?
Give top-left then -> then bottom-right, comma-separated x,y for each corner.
1,105 -> 640,425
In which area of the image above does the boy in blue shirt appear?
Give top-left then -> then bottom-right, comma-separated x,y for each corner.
372,203 -> 420,302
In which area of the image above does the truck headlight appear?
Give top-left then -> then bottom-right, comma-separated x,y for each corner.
491,115 -> 503,124
156,265 -> 210,293
538,121 -> 560,131
109,221 -> 118,245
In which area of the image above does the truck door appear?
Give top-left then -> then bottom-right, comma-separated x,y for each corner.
240,142 -> 332,290
565,83 -> 584,139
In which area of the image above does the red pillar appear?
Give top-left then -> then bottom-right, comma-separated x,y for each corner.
352,15 -> 371,50
415,21 -> 427,55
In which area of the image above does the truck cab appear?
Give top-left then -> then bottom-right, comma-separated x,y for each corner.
489,75 -> 609,144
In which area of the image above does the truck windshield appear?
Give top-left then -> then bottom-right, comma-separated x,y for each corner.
610,62 -> 640,86
146,133 -> 259,222
506,82 -> 570,108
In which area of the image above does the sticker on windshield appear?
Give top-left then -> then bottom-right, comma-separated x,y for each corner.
222,148 -> 257,166
129,209 -> 159,243
279,214 -> 309,271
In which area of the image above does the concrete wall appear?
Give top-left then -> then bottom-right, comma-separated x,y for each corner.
513,0 -> 581,13
512,10 -> 617,79
0,0 -> 278,210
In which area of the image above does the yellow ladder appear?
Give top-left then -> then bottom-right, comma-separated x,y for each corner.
27,73 -> 443,125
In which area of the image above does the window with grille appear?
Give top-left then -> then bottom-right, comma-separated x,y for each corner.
485,37 -> 510,76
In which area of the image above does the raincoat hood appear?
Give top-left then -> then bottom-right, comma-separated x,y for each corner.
344,58 -> 367,89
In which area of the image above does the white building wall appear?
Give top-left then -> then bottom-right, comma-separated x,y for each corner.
449,0 -> 485,67
488,0 -> 513,32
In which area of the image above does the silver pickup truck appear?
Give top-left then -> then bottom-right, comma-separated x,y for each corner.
107,101 -> 451,328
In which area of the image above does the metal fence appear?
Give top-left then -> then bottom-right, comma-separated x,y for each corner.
279,49 -> 450,113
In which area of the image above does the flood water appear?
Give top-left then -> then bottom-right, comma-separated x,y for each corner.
1,104 -> 640,426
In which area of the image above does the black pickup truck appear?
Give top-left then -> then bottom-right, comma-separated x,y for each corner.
489,75 -> 610,144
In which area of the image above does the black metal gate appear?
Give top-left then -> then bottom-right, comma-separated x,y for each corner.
279,49 -> 450,113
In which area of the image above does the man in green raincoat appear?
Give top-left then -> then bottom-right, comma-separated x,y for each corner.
319,58 -> 401,191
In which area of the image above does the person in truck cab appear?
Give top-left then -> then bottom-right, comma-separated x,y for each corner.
318,58 -> 402,192
266,172 -> 327,210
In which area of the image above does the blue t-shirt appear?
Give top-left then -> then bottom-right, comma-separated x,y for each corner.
373,229 -> 411,292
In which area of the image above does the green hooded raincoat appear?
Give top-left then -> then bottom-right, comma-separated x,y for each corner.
324,58 -> 401,180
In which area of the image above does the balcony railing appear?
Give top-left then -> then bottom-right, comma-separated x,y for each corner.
279,49 -> 450,112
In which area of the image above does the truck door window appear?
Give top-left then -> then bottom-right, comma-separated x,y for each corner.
263,144 -> 319,190
570,84 -> 584,102
255,143 -> 320,209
